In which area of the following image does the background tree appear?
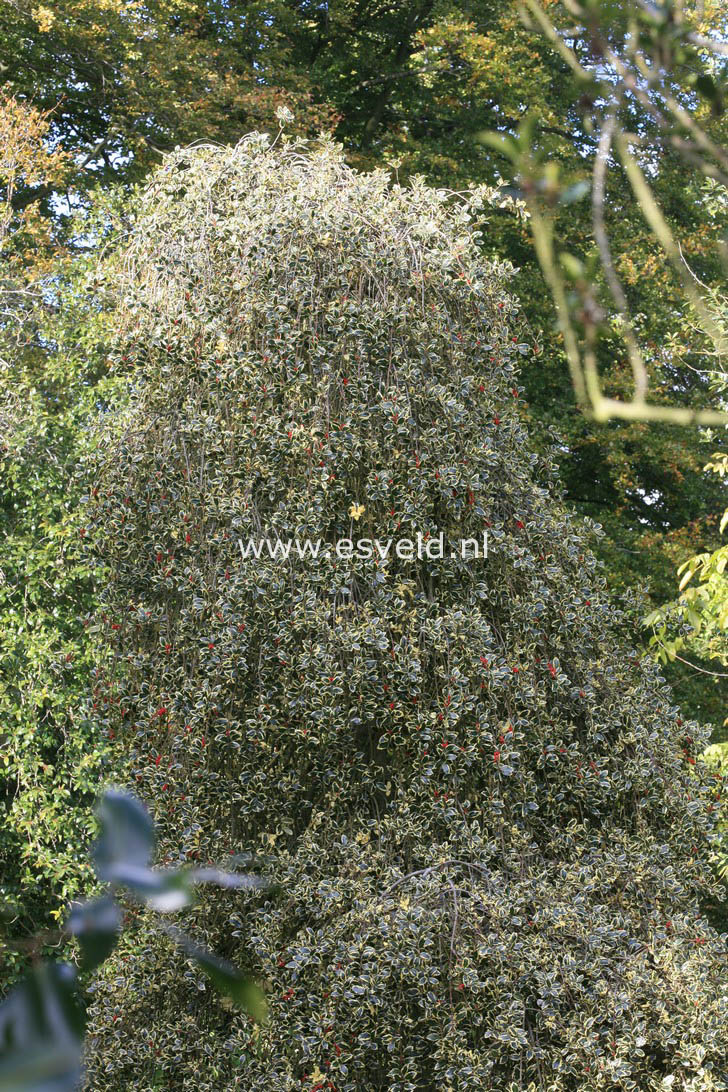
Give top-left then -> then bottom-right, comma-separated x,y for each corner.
0,94 -> 105,961
0,0 -> 334,199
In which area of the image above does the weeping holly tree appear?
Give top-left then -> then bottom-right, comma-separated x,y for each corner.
83,134 -> 727,1091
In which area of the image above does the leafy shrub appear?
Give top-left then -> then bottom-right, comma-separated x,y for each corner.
83,134 -> 727,1091
0,241 -> 115,962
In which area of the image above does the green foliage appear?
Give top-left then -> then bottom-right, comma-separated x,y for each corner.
82,137 -> 727,1090
0,789 -> 264,1092
644,507 -> 728,672
703,743 -> 728,883
0,0 -> 333,198
1,181 -> 133,965
642,267 -> 728,716
0,274 -> 108,953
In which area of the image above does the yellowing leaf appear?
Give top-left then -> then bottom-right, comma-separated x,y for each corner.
31,5 -> 55,30
678,568 -> 695,591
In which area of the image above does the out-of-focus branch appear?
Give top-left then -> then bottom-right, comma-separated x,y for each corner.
592,111 -> 648,402
495,0 -> 728,426
617,132 -> 728,357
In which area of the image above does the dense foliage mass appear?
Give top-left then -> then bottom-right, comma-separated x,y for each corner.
83,138 -> 727,1091
3,1 -> 726,975
0,130 -> 118,950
